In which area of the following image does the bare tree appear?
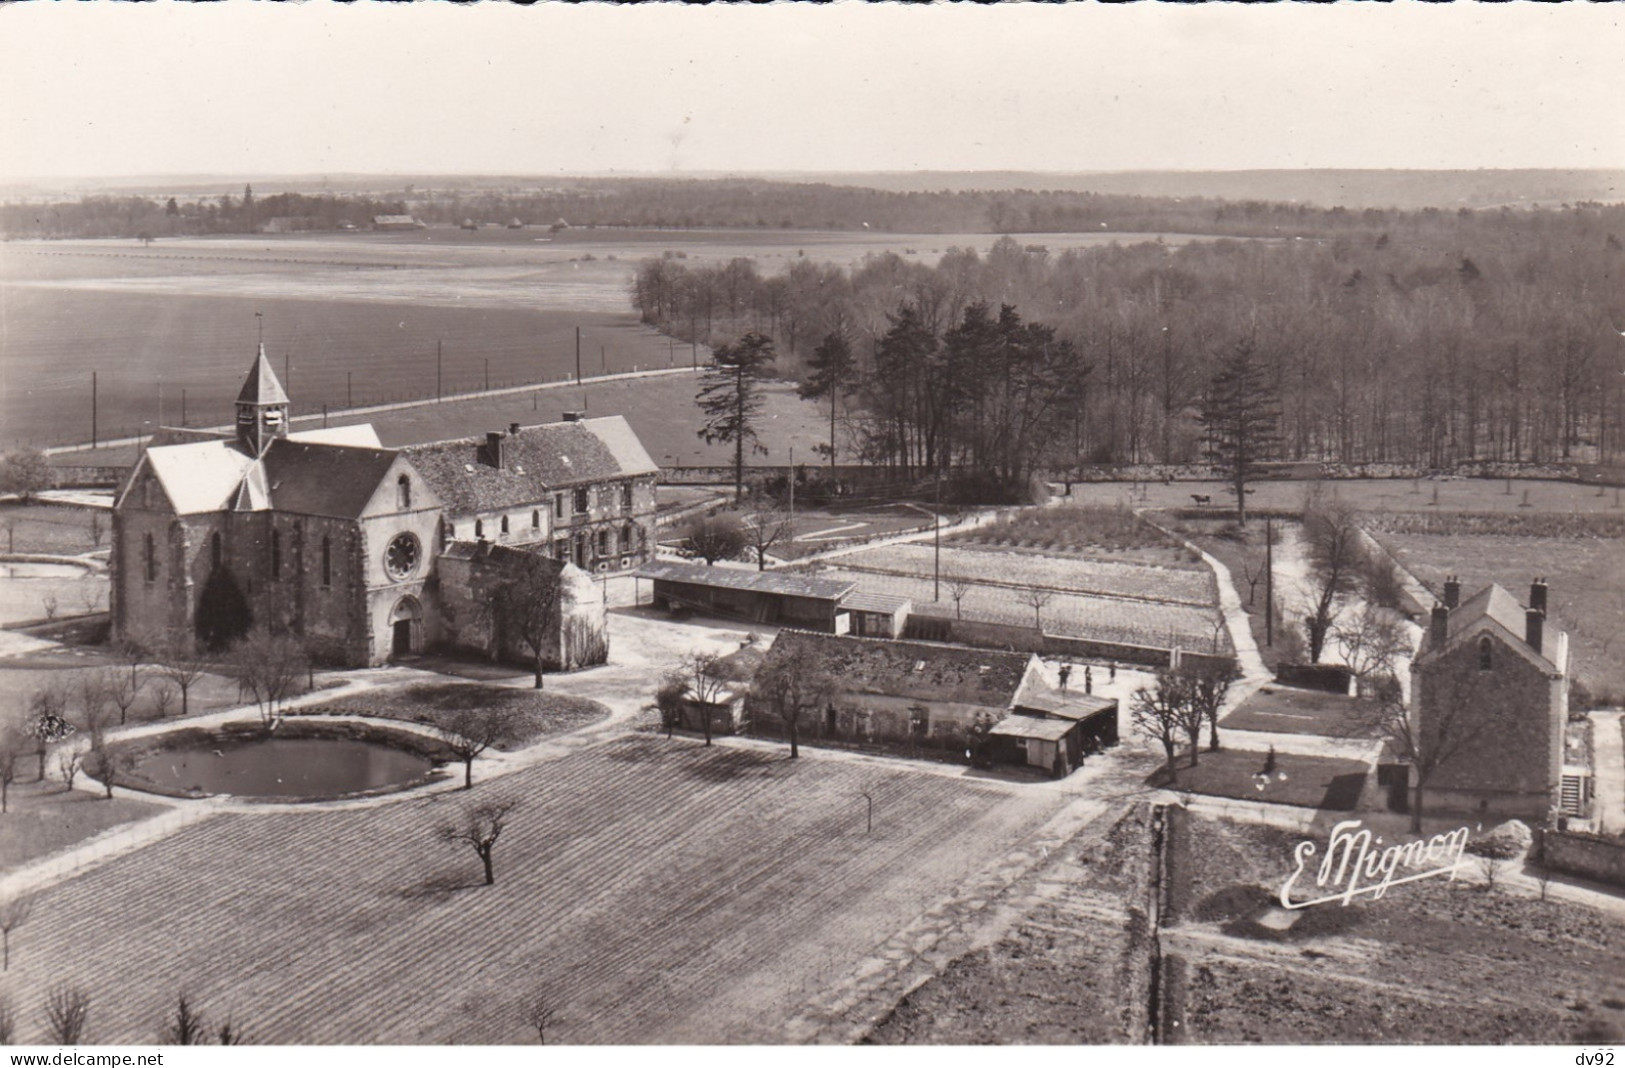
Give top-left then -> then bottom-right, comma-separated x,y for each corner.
215,1015 -> 251,1045
56,748 -> 82,791
42,985 -> 90,1044
1184,662 -> 1237,753
27,678 -> 74,780
0,732 -> 20,814
438,797 -> 520,887
149,683 -> 175,720
160,992 -> 208,1045
1019,586 -> 1055,631
489,553 -> 563,690
98,665 -> 142,727
682,513 -> 748,566
228,627 -> 308,727
673,651 -> 729,746
1131,671 -> 1194,781
0,896 -> 33,971
520,988 -> 560,1044
0,991 -> 13,1044
113,640 -> 146,698
1476,853 -> 1506,892
1333,605 -> 1412,695
1302,501 -> 1366,662
155,635 -> 212,718
429,705 -> 520,790
753,643 -> 837,760
82,729 -> 132,800
947,576 -> 973,620
739,504 -> 793,571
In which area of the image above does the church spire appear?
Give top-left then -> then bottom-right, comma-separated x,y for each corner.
235,344 -> 290,455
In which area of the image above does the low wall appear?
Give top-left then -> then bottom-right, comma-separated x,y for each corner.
1537,828 -> 1625,888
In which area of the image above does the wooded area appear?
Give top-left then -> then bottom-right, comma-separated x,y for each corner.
634,207 -> 1625,478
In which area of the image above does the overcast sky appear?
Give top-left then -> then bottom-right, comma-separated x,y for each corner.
2,2 -> 1621,181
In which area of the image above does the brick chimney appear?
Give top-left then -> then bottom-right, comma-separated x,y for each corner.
508,422 -> 522,436
1525,608 -> 1544,656
484,431 -> 507,470
1430,604 -> 1449,648
1530,577 -> 1548,614
562,410 -> 584,423
1443,576 -> 1460,609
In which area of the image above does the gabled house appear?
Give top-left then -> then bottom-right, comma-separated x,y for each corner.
1409,577 -> 1574,822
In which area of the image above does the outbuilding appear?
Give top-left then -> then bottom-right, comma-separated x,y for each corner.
636,560 -> 855,632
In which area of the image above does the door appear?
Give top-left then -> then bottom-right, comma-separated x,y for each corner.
392,619 -> 412,658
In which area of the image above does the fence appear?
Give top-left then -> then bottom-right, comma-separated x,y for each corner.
1535,827 -> 1625,888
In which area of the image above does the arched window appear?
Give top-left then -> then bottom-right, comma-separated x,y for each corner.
531,509 -> 541,530
500,515 -> 510,535
271,529 -> 281,579
397,474 -> 411,510
321,535 -> 332,587
1478,635 -> 1493,671
475,519 -> 484,539
210,532 -> 222,571
144,533 -> 157,582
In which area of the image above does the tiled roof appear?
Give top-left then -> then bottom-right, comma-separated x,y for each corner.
1418,582 -> 1568,672
1015,691 -> 1118,721
842,590 -> 912,614
403,416 -> 654,517
989,714 -> 1075,741
758,630 -> 1035,708
235,345 -> 290,406
636,561 -> 856,601
260,439 -> 400,520
141,440 -> 257,515
442,539 -> 565,577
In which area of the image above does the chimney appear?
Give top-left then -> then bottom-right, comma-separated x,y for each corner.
484,431 -> 507,470
562,410 -> 584,423
1430,604 -> 1449,648
508,422 -> 521,436
1530,577 -> 1547,615
1526,608 -> 1544,655
1443,576 -> 1460,609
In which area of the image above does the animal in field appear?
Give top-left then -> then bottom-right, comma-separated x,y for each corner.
1191,494 -> 1212,506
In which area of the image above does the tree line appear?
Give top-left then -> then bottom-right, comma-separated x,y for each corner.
635,207 -> 1625,478
0,187 -> 409,239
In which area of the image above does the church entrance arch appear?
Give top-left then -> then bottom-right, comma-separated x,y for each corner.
389,596 -> 423,659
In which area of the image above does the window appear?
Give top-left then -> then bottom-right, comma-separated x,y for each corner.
621,482 -> 633,509
553,539 -> 567,561
500,515 -> 510,535
596,529 -> 609,556
532,509 -> 541,530
321,536 -> 332,587
622,524 -> 634,553
1478,635 -> 1493,671
144,533 -> 157,582
574,487 -> 589,514
397,474 -> 411,510
271,529 -> 281,579
385,533 -> 421,579
141,479 -> 151,509
554,494 -> 564,520
211,532 -> 222,571
475,519 -> 484,539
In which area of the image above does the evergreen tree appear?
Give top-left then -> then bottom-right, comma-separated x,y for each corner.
1199,341 -> 1283,526
697,332 -> 776,502
798,332 -> 856,470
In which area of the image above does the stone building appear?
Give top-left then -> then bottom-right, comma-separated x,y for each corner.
109,347 -> 654,668
1409,577 -> 1573,822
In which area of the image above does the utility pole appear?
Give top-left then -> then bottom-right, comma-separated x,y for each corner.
181,388 -> 187,428
284,353 -> 290,395
157,376 -> 164,428
347,371 -> 352,409
437,341 -> 443,401
788,446 -> 795,546
1265,517 -> 1274,647
322,403 -> 329,429
91,371 -> 98,448
934,469 -> 942,602
601,344 -> 606,375
484,357 -> 490,392
576,327 -> 582,385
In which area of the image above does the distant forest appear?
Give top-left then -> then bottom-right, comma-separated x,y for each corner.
632,208 -> 1625,474
8,175 -> 1624,241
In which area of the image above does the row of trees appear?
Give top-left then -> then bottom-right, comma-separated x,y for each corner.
0,187 -> 409,239
641,210 -> 1625,474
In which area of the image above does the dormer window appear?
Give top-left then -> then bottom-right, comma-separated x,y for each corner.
1478,635 -> 1493,672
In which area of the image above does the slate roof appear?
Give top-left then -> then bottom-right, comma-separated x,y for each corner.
841,590 -> 912,615
1015,691 -> 1118,721
139,440 -> 257,515
287,424 -> 382,448
1415,582 -> 1568,673
636,561 -> 856,601
260,439 -> 401,520
403,416 -> 656,517
441,540 -> 565,577
758,630 -> 1037,708
235,345 -> 290,406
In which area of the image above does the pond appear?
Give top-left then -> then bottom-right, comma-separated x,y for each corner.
122,724 -> 445,800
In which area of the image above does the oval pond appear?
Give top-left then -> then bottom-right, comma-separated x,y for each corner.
128,732 -> 439,800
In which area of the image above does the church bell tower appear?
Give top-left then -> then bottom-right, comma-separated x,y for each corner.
235,344 -> 290,456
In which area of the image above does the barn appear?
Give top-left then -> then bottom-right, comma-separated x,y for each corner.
635,561 -> 855,632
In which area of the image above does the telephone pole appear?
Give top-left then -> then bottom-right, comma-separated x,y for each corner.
1265,518 -> 1275,647
576,327 -> 582,385
933,469 -> 942,602
437,341 -> 443,401
91,371 -> 98,448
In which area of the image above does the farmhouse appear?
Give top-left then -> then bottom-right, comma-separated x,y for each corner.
110,347 -> 654,668
1409,577 -> 1577,822
745,630 -> 1117,774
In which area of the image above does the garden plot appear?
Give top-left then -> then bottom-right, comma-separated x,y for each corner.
812,567 -> 1227,653
6,734 -> 1065,1045
836,543 -> 1217,606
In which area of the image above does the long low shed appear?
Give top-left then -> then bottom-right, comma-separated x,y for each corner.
636,560 -> 857,632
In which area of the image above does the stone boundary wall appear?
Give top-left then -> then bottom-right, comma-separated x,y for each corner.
1536,827 -> 1625,888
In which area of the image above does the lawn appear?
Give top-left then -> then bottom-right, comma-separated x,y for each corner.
1162,812 -> 1625,1043
1221,685 -> 1383,739
1069,477 -> 1625,517
953,501 -> 1204,570
1373,531 -> 1625,700
5,733 -> 1065,1044
837,542 -> 1217,606
1154,748 -> 1370,811
296,682 -> 610,748
0,503 -> 108,556
0,776 -> 168,869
